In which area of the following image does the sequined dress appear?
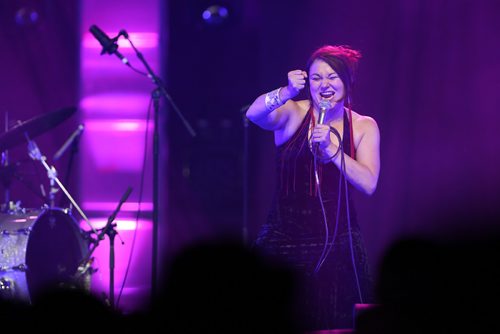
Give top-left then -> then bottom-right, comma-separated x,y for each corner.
254,108 -> 374,330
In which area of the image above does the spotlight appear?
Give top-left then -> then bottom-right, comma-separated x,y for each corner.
15,7 -> 39,26
202,5 -> 229,26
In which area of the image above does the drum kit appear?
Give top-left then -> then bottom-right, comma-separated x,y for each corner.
0,107 -> 126,306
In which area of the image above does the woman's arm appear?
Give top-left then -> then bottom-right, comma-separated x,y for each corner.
246,70 -> 307,131
314,117 -> 381,195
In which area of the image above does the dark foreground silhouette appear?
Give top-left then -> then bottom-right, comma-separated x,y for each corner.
356,209 -> 500,334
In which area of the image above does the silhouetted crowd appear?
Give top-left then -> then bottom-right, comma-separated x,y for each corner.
2,209 -> 500,333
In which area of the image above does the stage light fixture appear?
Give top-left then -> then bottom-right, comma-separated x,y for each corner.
15,7 -> 39,26
201,4 -> 229,25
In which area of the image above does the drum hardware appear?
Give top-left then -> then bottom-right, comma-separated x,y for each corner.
18,130 -> 132,308
0,107 -> 77,211
0,161 -> 48,212
1,112 -> 13,211
1,227 -> 31,236
23,129 -> 99,301
0,208 -> 91,303
25,134 -> 97,235
0,107 -> 77,153
7,200 -> 24,214
0,264 -> 27,272
0,277 -> 15,299
47,165 -> 59,208
0,108 -> 97,303
0,277 -> 14,288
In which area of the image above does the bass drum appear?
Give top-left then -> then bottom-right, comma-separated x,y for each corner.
0,208 -> 91,303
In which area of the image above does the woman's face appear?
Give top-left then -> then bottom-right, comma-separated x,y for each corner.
308,59 -> 345,109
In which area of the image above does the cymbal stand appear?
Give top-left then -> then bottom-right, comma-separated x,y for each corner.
48,165 -> 58,208
0,153 -> 11,212
25,133 -> 97,235
1,112 -> 11,212
0,114 -> 22,213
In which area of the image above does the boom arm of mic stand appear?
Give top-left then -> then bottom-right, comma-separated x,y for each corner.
126,37 -> 196,138
124,33 -> 192,302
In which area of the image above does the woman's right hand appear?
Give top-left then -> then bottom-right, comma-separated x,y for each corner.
246,69 -> 306,131
286,70 -> 308,99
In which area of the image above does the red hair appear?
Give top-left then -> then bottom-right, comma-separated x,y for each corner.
306,45 -> 361,158
306,45 -> 362,103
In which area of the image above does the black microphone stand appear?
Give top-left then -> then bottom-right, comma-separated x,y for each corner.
75,187 -> 132,310
121,31 -> 196,302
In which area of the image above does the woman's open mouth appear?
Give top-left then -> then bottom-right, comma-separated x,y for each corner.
320,91 -> 335,99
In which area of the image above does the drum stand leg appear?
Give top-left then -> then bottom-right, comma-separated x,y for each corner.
102,219 -> 118,309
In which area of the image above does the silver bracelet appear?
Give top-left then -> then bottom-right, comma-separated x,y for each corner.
264,87 -> 283,111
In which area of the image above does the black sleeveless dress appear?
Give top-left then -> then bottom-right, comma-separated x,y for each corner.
254,108 -> 374,331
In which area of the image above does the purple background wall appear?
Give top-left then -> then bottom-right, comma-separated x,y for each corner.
0,0 -> 160,313
0,1 -> 79,207
79,0 -> 160,312
165,0 -> 500,277
1,0 -> 499,311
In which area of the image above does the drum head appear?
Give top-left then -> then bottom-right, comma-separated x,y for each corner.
25,208 -> 89,301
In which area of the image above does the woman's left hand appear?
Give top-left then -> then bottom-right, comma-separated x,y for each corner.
311,124 -> 332,149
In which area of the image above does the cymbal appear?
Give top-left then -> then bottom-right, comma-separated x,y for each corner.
0,107 -> 77,152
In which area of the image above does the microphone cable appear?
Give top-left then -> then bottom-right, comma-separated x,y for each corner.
340,135 -> 364,304
115,96 -> 153,309
312,126 -> 341,274
311,122 -> 364,303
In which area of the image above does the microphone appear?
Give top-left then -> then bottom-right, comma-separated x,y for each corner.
318,99 -> 332,125
89,24 -> 129,66
313,100 -> 332,152
53,124 -> 84,161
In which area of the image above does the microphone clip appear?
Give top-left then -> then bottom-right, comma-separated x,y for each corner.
101,38 -> 118,55
117,29 -> 129,39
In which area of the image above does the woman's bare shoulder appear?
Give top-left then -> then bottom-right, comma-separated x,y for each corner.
351,110 -> 379,132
